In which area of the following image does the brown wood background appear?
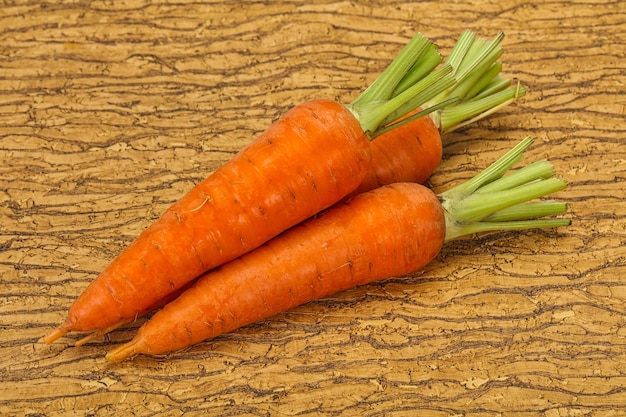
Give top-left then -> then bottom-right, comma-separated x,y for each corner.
1,1 -> 625,416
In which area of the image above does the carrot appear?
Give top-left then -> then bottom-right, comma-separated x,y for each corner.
106,137 -> 570,361
356,30 -> 527,194
44,32 -> 463,344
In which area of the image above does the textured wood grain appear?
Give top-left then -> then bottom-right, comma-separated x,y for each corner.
1,1 -> 625,416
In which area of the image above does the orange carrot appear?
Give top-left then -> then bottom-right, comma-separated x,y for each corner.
357,30 -> 527,194
106,137 -> 570,361
45,32 -> 459,344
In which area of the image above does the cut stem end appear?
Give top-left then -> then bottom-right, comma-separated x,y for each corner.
439,137 -> 570,242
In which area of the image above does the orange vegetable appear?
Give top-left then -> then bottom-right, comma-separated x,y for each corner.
45,32 -> 458,344
106,138 -> 570,361
357,30 -> 528,193
44,99 -> 371,343
356,109 -> 442,193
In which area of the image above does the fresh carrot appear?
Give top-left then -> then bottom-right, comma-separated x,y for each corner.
356,30 -> 527,194
44,32 -> 462,344
106,137 -> 570,361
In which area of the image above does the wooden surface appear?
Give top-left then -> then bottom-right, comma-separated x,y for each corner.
1,1 -> 625,416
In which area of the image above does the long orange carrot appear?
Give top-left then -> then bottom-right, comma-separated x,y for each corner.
106,137 -> 570,361
44,32 -> 460,344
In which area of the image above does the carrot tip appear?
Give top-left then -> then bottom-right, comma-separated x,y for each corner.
105,340 -> 139,362
75,331 -> 99,347
43,320 -> 73,344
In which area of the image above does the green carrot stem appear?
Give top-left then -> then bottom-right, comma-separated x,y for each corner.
352,33 -> 434,107
349,30 -> 525,138
448,37 -> 504,100
485,201 -> 568,222
371,97 -> 459,139
474,78 -> 511,101
445,30 -> 476,73
376,65 -> 456,128
454,33 -> 492,78
438,137 -> 569,242
476,160 -> 555,193
447,218 -> 571,238
450,178 -> 567,224
440,137 -> 534,200
392,45 -> 443,96
427,31 -> 525,133
349,33 -> 454,137
465,65 -> 505,99
439,82 -> 526,133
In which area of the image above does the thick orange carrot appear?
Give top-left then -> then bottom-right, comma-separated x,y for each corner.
45,32 -> 458,344
45,100 -> 370,342
106,138 -> 570,361
356,109 -> 442,193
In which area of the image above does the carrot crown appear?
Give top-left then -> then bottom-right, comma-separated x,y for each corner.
431,30 -> 527,134
439,137 -> 570,241
348,33 -> 453,137
351,30 -> 526,138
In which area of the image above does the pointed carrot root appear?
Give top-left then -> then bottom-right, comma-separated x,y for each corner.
74,319 -> 133,347
106,338 -> 143,362
43,320 -> 73,344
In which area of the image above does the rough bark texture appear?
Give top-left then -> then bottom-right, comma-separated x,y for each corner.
1,1 -> 625,416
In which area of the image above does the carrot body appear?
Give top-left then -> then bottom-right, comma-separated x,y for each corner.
45,99 -> 371,343
106,183 -> 445,359
357,109 -> 442,194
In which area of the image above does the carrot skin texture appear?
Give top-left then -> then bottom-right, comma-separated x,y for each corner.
48,99 -> 371,341
107,183 -> 445,359
356,110 -> 442,194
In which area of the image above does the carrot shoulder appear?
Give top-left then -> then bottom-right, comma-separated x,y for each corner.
45,32 -> 460,344
106,137 -> 570,361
